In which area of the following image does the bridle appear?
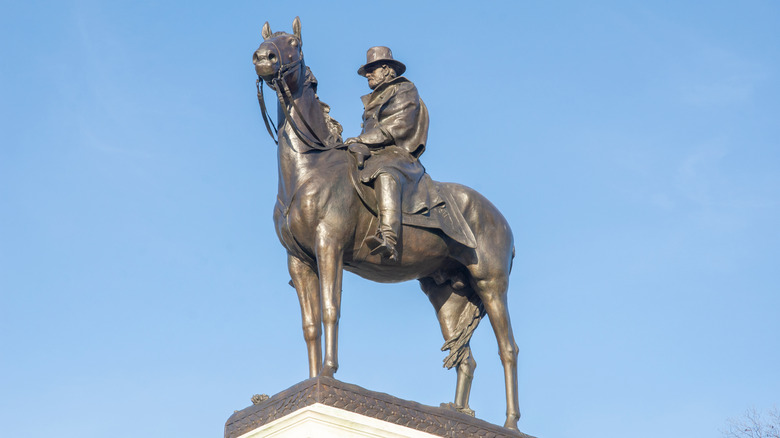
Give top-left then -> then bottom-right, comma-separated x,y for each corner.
255,39 -> 340,152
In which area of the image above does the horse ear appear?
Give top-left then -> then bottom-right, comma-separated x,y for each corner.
262,21 -> 272,40
292,16 -> 302,43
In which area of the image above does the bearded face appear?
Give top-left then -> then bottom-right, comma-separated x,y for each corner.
365,65 -> 395,90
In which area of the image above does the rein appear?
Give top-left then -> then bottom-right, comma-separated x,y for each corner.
255,46 -> 341,152
256,78 -> 278,144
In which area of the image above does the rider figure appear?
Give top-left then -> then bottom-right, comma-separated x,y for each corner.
345,46 -> 429,262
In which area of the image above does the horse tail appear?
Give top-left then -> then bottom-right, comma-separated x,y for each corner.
441,292 -> 486,369
509,245 -> 516,274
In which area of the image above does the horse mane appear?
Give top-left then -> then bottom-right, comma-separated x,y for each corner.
303,67 -> 343,145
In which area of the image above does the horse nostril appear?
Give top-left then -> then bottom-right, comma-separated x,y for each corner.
268,53 -> 277,62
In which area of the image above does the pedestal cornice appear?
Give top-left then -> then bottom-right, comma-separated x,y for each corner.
225,377 -> 534,438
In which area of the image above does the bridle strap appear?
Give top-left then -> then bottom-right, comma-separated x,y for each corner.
255,41 -> 344,152
274,74 -> 333,150
256,78 -> 278,145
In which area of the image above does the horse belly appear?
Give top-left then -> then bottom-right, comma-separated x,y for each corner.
344,225 -> 450,283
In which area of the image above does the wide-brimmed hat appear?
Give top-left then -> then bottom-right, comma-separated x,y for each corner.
357,46 -> 406,77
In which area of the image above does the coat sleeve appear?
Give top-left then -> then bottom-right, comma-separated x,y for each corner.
358,121 -> 392,147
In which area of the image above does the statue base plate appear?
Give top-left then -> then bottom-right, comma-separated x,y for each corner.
225,376 -> 534,438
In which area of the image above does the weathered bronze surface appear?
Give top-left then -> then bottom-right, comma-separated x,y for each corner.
226,377 -> 535,438
252,17 -> 522,430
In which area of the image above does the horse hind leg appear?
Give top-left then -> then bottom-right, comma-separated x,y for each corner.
470,272 -> 520,430
288,254 -> 322,378
419,275 -> 483,417
452,346 -> 477,416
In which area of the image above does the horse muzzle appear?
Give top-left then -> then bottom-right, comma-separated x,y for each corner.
253,48 -> 279,78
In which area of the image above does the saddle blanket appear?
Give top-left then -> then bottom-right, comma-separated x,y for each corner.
349,159 -> 477,250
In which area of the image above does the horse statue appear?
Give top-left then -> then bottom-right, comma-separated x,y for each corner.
252,17 -> 522,431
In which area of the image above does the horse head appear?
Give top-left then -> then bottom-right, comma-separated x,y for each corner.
253,17 -> 304,92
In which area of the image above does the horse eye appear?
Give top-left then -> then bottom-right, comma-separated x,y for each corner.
291,39 -> 298,47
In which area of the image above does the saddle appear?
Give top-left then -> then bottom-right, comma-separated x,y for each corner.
347,154 -> 477,253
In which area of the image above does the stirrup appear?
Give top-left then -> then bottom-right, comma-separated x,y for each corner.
365,235 -> 398,261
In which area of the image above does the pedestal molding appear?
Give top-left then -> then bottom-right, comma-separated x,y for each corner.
225,377 -> 534,438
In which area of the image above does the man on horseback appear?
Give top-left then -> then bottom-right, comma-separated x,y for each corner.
345,46 -> 429,262
254,23 -> 522,429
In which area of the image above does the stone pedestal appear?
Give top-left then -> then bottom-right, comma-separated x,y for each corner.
225,376 -> 534,438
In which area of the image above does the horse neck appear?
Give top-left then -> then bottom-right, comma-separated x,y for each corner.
275,75 -> 336,207
275,71 -> 330,142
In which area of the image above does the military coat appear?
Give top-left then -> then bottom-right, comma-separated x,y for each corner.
357,77 -> 436,214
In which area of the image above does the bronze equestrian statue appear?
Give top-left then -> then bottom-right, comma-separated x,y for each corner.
252,17 -> 522,431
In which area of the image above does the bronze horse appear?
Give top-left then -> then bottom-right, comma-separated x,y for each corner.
253,17 -> 521,430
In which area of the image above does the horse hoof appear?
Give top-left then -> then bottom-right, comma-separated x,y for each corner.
320,362 -> 338,378
440,402 -> 475,417
503,418 -> 519,431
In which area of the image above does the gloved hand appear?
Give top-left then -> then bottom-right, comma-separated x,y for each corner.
347,143 -> 370,169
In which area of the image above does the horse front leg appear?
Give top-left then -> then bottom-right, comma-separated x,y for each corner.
315,238 -> 344,377
288,254 -> 322,378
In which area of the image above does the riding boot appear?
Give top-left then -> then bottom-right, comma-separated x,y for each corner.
365,173 -> 401,262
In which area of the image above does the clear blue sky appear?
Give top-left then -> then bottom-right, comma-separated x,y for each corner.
2,1 -> 778,437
